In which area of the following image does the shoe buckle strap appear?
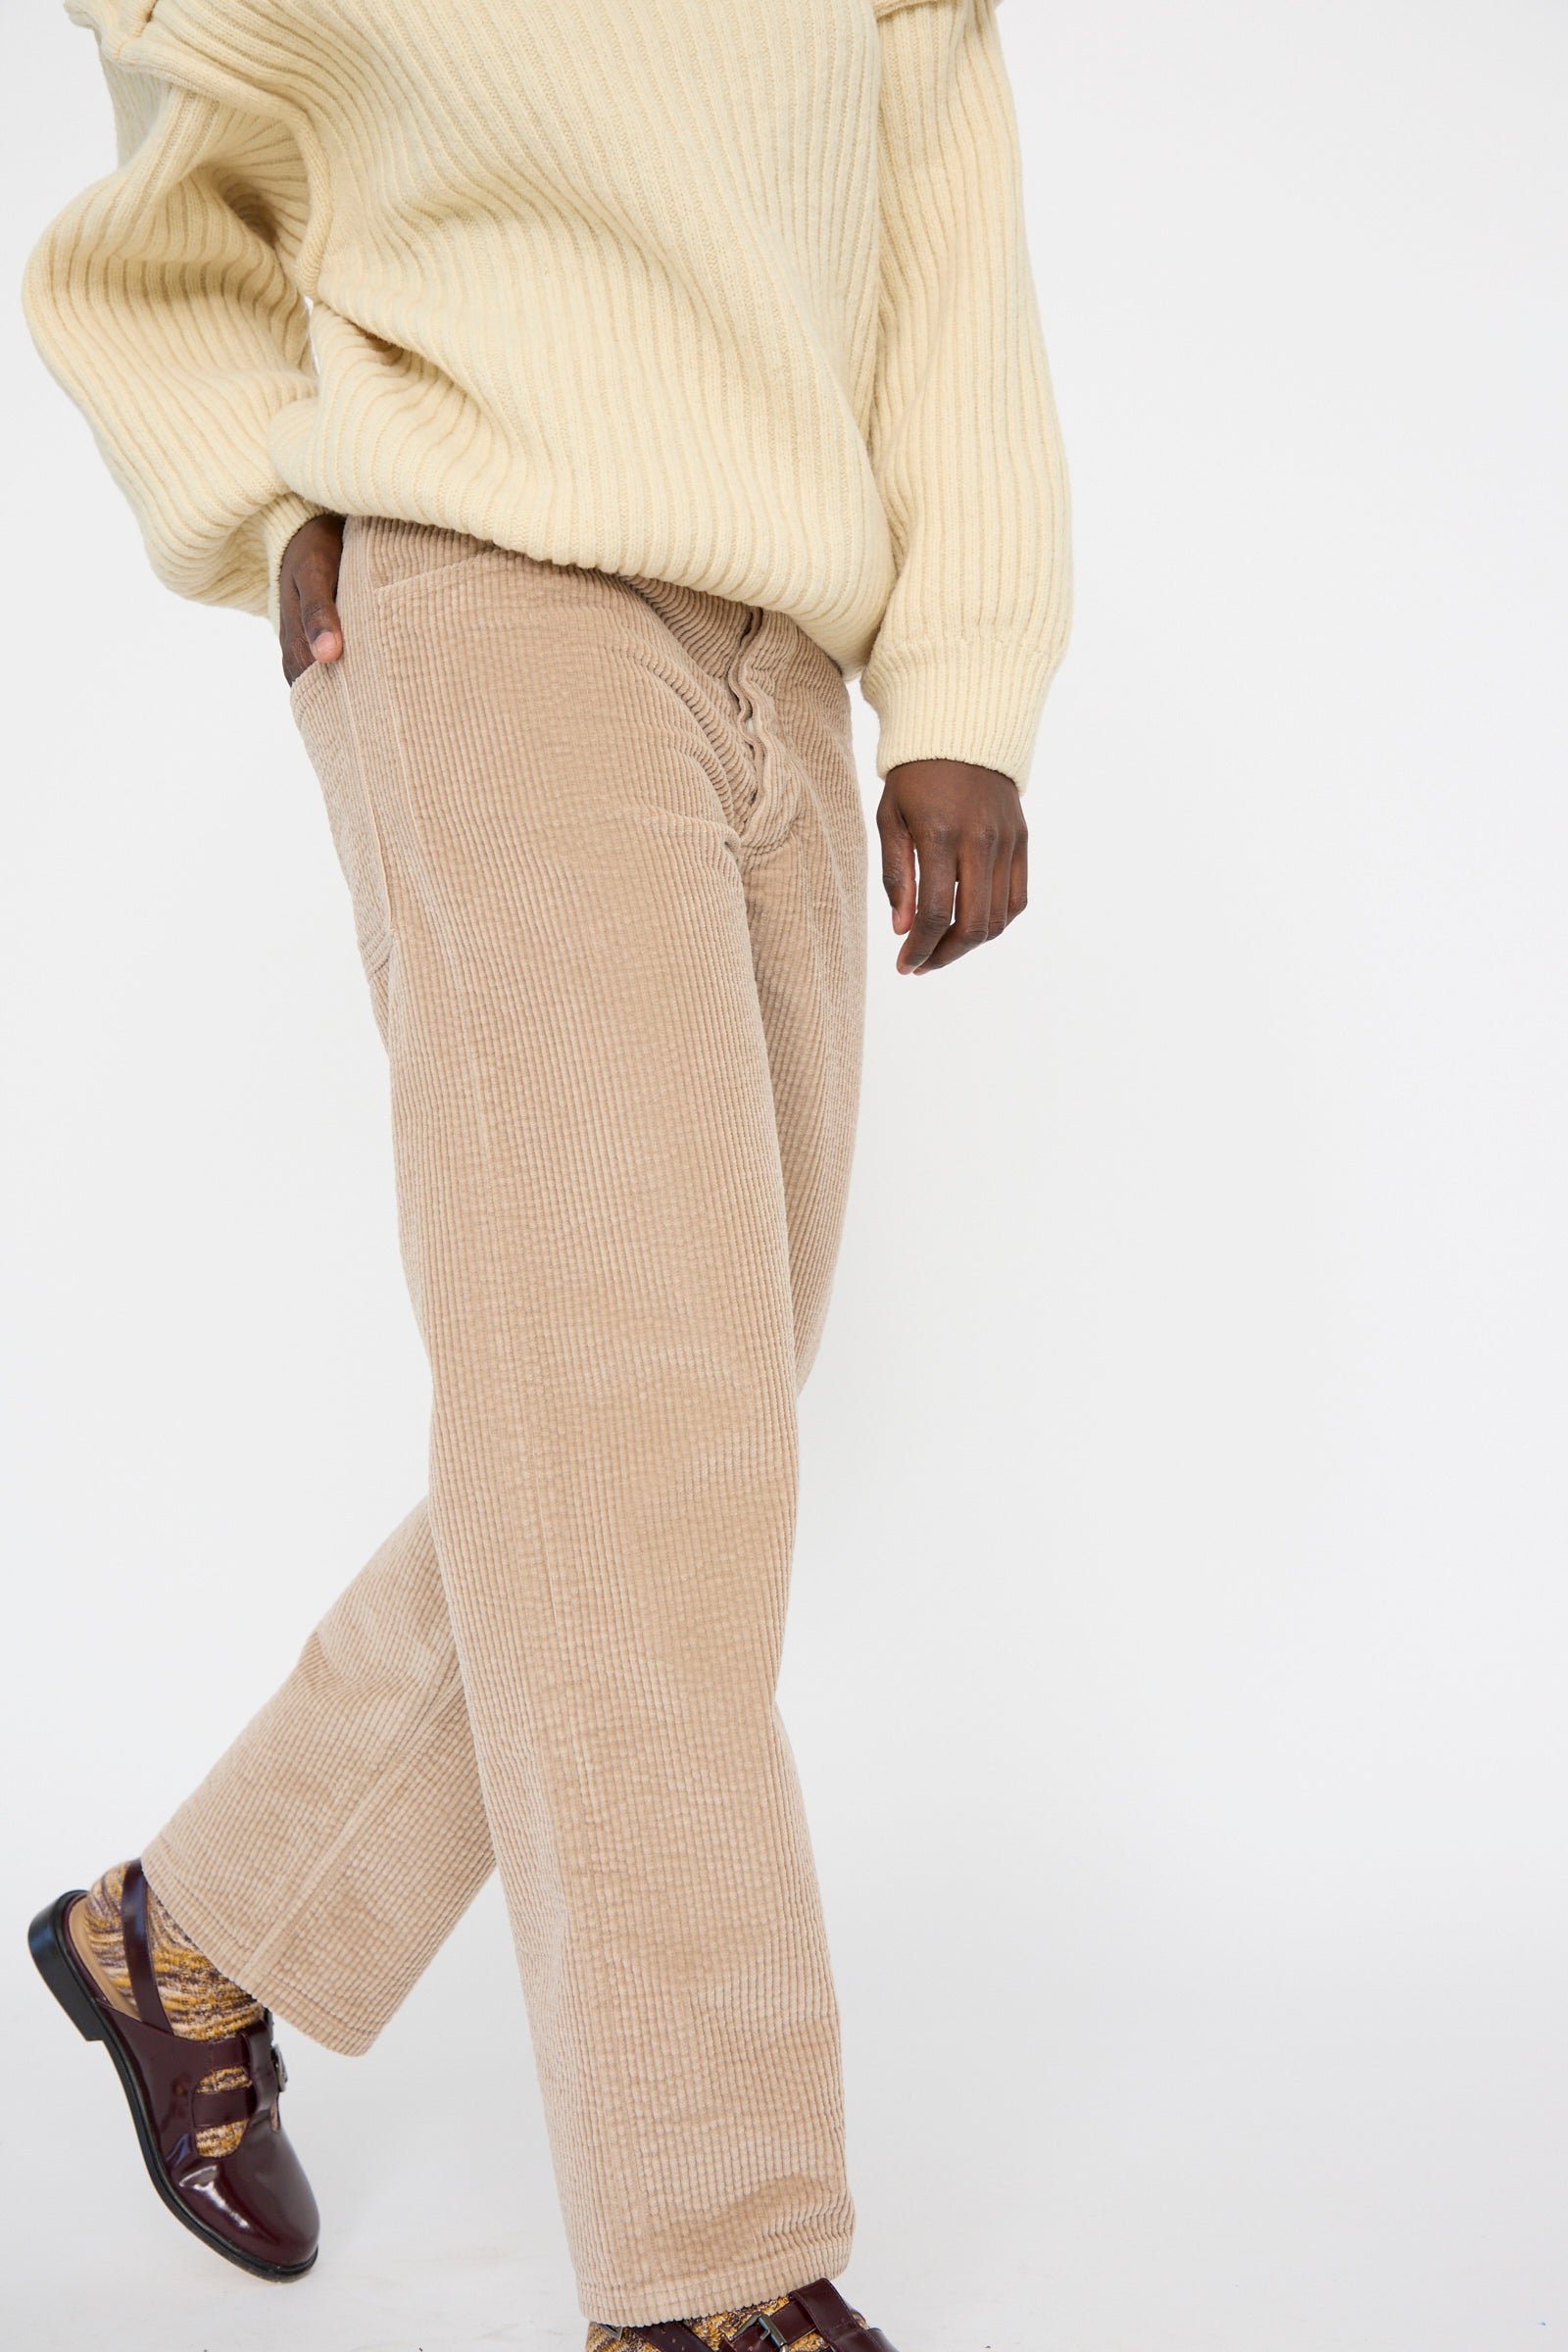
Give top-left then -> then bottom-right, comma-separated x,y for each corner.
729,2305 -> 811,2352
633,2325 -> 712,2352
119,1860 -> 173,2035
254,2023 -> 282,2097
731,2320 -> 786,2352
784,2283 -> 900,2352
191,2076 -> 263,2131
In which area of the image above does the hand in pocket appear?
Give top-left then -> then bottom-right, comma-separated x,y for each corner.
279,514 -> 347,684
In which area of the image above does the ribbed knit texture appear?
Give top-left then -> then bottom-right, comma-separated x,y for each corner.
24,0 -> 1070,785
144,516 -> 869,2322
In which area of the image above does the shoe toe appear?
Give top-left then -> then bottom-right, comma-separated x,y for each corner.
175,2121 -> 319,2272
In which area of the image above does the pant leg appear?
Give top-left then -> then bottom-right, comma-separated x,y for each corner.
145,1499 -> 493,2054
146,517 -> 867,2322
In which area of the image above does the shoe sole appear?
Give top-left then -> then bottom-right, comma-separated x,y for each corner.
27,1889 -> 318,2284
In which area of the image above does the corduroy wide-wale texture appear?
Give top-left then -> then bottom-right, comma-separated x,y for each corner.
25,0 -> 1071,786
142,516 -> 869,2323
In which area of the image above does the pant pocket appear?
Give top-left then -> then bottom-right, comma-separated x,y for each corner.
290,657 -> 395,1024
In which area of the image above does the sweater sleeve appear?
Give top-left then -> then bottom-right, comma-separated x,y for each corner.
862,0 -> 1072,790
22,47 -> 324,625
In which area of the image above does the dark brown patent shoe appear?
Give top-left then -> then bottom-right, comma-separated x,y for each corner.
627,2280 -> 901,2352
27,1859 -> 318,2280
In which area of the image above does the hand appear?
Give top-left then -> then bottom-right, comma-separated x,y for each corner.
876,759 -> 1028,973
278,514 -> 347,684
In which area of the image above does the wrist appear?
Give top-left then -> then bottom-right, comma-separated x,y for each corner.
886,757 -> 1019,796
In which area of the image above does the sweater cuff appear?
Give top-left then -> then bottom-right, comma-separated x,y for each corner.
864,636 -> 1063,793
260,494 -> 334,631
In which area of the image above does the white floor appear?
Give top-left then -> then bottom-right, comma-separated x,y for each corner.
6,1861 -> 1563,2352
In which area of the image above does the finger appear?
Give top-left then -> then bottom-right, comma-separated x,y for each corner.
986,826 -> 1016,940
877,796 -> 917,934
922,826 -> 1000,969
995,815 -> 1027,933
1007,829 -> 1028,923
295,555 -> 344,664
896,831 -> 959,973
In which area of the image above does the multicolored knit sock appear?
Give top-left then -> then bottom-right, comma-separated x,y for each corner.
588,2297 -> 830,2352
76,1861 -> 265,2158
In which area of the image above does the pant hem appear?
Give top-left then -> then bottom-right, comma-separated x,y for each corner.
140,1840 -> 380,2058
579,2233 -> 855,2328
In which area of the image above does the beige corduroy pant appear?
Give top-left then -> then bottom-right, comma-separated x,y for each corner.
141,516 -> 867,2324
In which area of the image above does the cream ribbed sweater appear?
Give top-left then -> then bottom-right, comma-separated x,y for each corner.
25,0 -> 1071,783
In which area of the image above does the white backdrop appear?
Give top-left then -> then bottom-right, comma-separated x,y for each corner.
3,3 -> 1565,2347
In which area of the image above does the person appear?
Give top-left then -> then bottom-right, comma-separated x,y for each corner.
22,0 -> 1071,2343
